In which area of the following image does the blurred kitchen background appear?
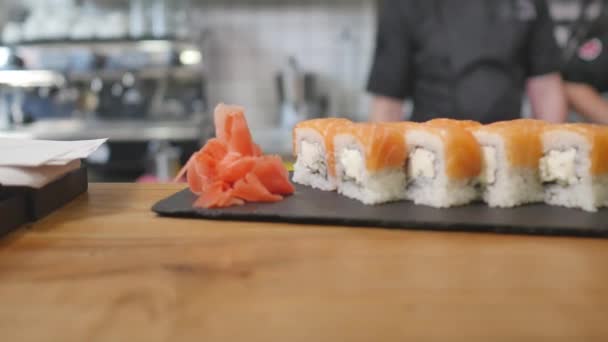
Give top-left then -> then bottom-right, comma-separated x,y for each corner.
0,0 -> 601,182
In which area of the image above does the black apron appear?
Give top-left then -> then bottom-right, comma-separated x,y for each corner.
411,0 -> 533,123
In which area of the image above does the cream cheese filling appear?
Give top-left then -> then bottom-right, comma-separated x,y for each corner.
339,148 -> 365,184
480,146 -> 497,185
299,140 -> 326,176
540,148 -> 579,186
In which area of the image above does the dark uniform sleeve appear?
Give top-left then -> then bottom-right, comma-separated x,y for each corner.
562,9 -> 608,92
366,0 -> 413,99
525,0 -> 562,77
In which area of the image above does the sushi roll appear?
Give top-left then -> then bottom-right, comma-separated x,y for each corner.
426,118 -> 482,130
469,119 -> 546,208
293,118 -> 351,191
539,123 -> 608,212
402,121 -> 482,208
333,123 -> 407,205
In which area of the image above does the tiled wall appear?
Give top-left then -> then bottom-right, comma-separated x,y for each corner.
192,0 -> 376,128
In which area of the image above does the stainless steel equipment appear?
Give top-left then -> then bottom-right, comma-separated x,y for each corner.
276,56 -> 328,129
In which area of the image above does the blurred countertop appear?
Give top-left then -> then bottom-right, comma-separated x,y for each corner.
0,118 -> 294,157
0,118 -> 203,142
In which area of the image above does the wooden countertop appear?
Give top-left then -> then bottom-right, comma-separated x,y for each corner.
1,184 -> 608,341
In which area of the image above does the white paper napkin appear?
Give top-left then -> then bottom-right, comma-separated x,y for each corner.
0,138 -> 107,188
0,138 -> 107,167
0,160 -> 82,189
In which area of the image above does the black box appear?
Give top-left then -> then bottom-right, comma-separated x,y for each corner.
1,166 -> 88,233
0,189 -> 27,238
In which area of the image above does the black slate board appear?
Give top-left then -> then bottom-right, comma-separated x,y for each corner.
152,183 -> 608,238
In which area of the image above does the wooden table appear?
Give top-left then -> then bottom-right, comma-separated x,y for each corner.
1,184 -> 608,341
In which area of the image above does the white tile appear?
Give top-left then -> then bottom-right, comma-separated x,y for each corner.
196,0 -> 375,124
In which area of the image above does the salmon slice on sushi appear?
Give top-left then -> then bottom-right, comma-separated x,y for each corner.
540,124 -> 608,212
426,118 -> 482,130
292,118 -> 352,191
333,123 -> 407,205
402,121 -> 482,208
469,119 -> 547,208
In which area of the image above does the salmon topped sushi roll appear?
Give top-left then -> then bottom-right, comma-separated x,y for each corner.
540,123 -> 608,212
380,121 -> 421,131
401,121 -> 482,208
426,118 -> 482,130
293,118 -> 352,191
469,119 -> 547,208
333,123 -> 407,205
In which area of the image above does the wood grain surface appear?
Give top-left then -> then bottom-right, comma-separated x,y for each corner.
0,183 -> 607,342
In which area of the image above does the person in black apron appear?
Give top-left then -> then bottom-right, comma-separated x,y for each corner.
367,0 -> 568,124
562,0 -> 608,124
